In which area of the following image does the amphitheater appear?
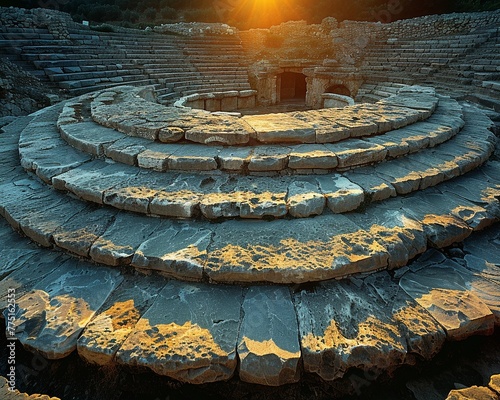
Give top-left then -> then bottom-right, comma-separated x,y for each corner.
1,6 -> 500,399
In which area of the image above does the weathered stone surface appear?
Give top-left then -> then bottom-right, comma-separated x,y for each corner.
52,205 -> 116,257
131,220 -> 213,280
198,176 -> 288,219
288,144 -> 338,170
292,109 -> 351,143
136,143 -> 175,171
248,145 -> 290,172
344,167 -> 397,202
364,272 -> 446,361
77,275 -> 166,365
185,117 -> 251,145
205,215 -> 388,283
402,191 -> 473,248
286,179 -> 325,218
346,205 -> 427,269
325,140 -> 387,169
237,286 -> 301,386
0,249 -> 38,279
400,263 -> 495,340
103,135 -> 149,165
89,212 -> 162,266
217,147 -> 253,172
294,278 -> 407,381
12,259 -> 122,359
317,174 -> 364,213
19,125 -> 91,183
166,144 -> 219,171
0,252 -> 65,311
53,160 -> 138,204
149,174 -> 212,218
59,121 -> 123,156
446,386 -> 499,400
116,280 -> 243,384
243,114 -> 315,143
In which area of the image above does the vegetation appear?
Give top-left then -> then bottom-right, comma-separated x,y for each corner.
4,0 -> 500,29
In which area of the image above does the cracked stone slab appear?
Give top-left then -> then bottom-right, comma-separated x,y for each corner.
149,174 -> 216,218
294,277 -> 407,381
53,160 -> 139,204
0,251 -> 66,311
0,249 -> 39,280
184,116 -> 252,145
0,180 -> 81,247
116,280 -> 243,384
325,140 -> 387,169
102,171 -> 176,214
51,204 -> 117,257
399,263 -> 495,340
316,174 -> 365,213
364,272 -> 446,361
199,176 -> 288,219
103,135 -> 149,166
77,275 -> 167,365
89,211 -> 163,266
346,205 -> 427,269
286,179 -> 325,218
131,220 -> 213,280
237,286 -> 301,386
400,191 -> 474,248
242,113 -> 316,143
292,110 -> 351,143
205,215 -> 388,284
59,121 -> 124,156
444,258 -> 500,325
19,120 -> 91,183
248,145 -> 290,172
10,258 -> 123,359
217,147 -> 253,172
344,166 -> 397,202
166,143 -> 219,171
288,144 -> 338,170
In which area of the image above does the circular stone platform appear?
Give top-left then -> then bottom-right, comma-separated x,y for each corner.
1,83 -> 500,388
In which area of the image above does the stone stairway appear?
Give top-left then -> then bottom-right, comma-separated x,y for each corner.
1,83 -> 500,388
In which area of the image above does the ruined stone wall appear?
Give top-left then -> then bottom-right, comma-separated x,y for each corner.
379,10 -> 500,40
153,22 -> 237,36
0,7 -> 76,40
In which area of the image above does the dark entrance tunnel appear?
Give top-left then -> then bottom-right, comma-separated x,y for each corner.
279,72 -> 306,101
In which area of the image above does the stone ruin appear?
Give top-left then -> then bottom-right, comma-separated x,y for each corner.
1,6 -> 500,399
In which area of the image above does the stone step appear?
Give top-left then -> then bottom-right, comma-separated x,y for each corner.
3,110 -> 499,282
2,210 -> 499,385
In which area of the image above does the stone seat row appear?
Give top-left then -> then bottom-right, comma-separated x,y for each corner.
86,85 -> 437,146
56,94 -> 463,178
2,107 -> 500,284
1,200 -> 500,387
19,96 -> 494,222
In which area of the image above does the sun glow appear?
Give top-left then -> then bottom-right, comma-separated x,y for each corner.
229,0 -> 302,29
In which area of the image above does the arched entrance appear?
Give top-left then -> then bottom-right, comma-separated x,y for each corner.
279,72 -> 307,102
325,84 -> 351,97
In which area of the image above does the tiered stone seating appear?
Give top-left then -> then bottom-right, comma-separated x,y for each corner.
1,82 -> 500,388
176,36 -> 252,97
360,28 -> 496,83
0,24 -> 252,102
